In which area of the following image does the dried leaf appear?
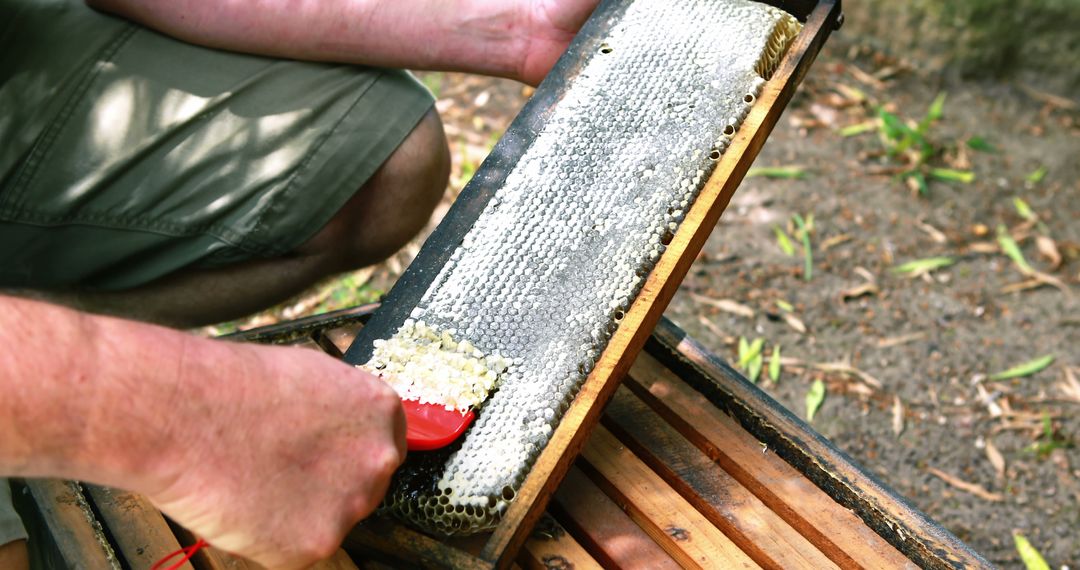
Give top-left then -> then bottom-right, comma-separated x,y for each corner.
820,233 -> 853,251
990,355 -> 1055,381
877,332 -> 926,348
916,221 -> 948,244
1058,367 -> 1080,403
806,379 -> 826,422
782,312 -> 808,334
1013,532 -> 1051,570
691,293 -> 755,319
812,361 -> 883,388
769,345 -> 781,382
927,467 -> 1004,502
985,438 -> 1005,480
1035,235 -> 1062,269
841,282 -> 879,301
891,395 -> 904,437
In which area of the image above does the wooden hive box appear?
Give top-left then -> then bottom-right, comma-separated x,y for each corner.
12,304 -> 989,569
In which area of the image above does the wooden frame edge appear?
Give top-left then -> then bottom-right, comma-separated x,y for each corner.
479,1 -> 842,566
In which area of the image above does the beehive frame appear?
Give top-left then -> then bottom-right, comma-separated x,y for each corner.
344,0 -> 843,567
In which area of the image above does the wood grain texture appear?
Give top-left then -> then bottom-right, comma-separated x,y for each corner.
580,427 -> 761,569
479,2 -> 841,565
23,479 -> 118,570
345,516 -> 490,570
519,517 -> 603,570
551,467 -> 681,570
83,485 -> 192,570
645,319 -> 993,569
603,387 -> 840,570
627,351 -> 915,569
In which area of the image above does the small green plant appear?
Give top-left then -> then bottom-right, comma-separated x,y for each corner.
869,93 -> 975,196
792,214 -> 813,282
806,379 -> 826,422
737,337 -> 765,383
768,345 -> 781,382
1024,412 -> 1072,458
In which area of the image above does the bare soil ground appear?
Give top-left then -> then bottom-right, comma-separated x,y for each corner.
210,21 -> 1080,569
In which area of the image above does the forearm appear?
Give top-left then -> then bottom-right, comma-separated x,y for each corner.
0,295 -> 232,494
87,0 -> 530,81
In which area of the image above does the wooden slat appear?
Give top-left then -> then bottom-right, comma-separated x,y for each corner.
551,467 -> 680,569
580,427 -> 761,569
647,319 -> 993,569
603,387 -> 840,570
323,323 -> 364,355
344,516 -> 489,569
23,479 -> 118,569
83,485 -> 192,570
627,352 -> 915,569
519,517 -> 603,570
478,2 -> 840,565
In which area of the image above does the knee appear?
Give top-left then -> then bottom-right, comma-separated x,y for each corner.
308,108 -> 450,270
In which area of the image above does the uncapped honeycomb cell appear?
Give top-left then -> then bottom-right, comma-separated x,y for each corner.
372,0 -> 802,536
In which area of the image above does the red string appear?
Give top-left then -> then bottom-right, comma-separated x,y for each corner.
152,538 -> 208,570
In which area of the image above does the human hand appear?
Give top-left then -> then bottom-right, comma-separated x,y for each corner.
146,341 -> 405,568
518,0 -> 602,85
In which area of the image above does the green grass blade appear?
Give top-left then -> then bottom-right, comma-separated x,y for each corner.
793,214 -> 813,281
997,225 -> 1034,273
769,345 -> 781,382
918,92 -> 947,134
840,121 -> 877,137
747,166 -> 808,179
1013,532 -> 1051,570
1026,165 -> 1048,184
776,299 -> 794,312
990,354 -> 1055,381
773,226 -> 796,256
737,337 -> 750,366
1013,197 -> 1037,221
891,257 -> 955,274
747,353 -> 763,383
806,379 -> 826,422
929,168 -> 975,183
966,136 -> 997,153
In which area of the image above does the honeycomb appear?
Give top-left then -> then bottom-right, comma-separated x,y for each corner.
366,0 -> 802,536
